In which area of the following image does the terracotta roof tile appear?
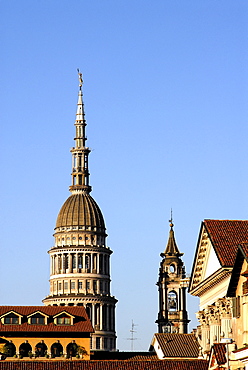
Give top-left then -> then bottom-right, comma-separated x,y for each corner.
212,343 -> 226,365
0,306 -> 93,333
204,220 -> 248,266
154,333 -> 200,358
0,359 -> 208,370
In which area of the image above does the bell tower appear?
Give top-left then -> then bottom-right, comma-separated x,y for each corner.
156,217 -> 190,334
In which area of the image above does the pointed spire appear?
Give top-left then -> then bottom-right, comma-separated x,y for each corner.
164,214 -> 183,256
69,70 -> 92,194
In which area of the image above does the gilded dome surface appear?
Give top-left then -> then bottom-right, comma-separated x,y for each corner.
55,193 -> 105,231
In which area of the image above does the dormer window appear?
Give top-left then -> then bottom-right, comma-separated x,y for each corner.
31,314 -> 45,325
58,316 -> 71,325
3,313 -> 20,324
54,313 -> 73,325
27,312 -> 48,325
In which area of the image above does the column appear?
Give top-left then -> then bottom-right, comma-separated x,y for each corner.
91,304 -> 95,328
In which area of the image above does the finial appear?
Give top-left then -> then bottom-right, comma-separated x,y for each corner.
77,68 -> 83,89
169,208 -> 174,228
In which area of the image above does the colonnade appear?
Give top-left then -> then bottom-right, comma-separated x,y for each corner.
197,298 -> 232,352
50,252 -> 110,275
85,302 -> 115,332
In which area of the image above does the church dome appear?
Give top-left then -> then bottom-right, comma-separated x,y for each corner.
55,193 -> 106,232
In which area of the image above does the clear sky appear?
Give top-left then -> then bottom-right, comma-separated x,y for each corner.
1,0 -> 248,351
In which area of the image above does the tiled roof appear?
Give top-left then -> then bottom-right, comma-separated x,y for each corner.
212,343 -> 226,365
0,306 -> 93,333
91,351 -> 157,360
0,360 -> 208,370
204,220 -> 248,267
153,333 -> 200,358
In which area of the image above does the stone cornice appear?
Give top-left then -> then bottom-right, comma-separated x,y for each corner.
189,267 -> 232,297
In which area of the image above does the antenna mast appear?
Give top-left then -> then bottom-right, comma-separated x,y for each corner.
127,320 -> 138,351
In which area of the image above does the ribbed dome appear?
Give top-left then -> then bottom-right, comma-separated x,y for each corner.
55,193 -> 105,231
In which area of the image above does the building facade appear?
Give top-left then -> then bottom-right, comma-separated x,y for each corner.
43,73 -> 117,351
0,306 -> 93,359
189,219 -> 248,369
156,220 -> 190,334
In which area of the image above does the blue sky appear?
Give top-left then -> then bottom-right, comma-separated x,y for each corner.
1,0 -> 248,351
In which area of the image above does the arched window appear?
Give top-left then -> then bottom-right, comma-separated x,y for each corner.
168,290 -> 177,312
86,304 -> 92,320
169,264 -> 176,273
3,341 -> 16,357
78,255 -> 82,269
162,322 -> 173,333
51,341 -> 63,358
63,254 -> 68,270
72,254 -> 76,269
66,341 -> 78,358
35,341 -> 47,357
19,342 -> 32,357
85,254 -> 90,270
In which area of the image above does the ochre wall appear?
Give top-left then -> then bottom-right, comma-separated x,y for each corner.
0,336 -> 90,360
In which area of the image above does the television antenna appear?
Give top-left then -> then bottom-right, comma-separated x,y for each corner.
126,320 -> 138,351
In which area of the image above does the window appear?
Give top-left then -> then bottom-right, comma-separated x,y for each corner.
4,313 -> 19,324
78,281 -> 82,289
64,282 -> 68,290
162,322 -> 173,333
93,281 -> 97,293
168,291 -> 177,312
72,255 -> 76,269
86,280 -> 90,291
104,338 -> 108,349
96,337 -> 101,349
85,254 -> 90,270
169,264 -> 175,273
58,283 -> 62,290
232,296 -> 241,318
31,314 -> 45,325
78,255 -> 82,269
57,315 -> 71,325
71,282 -> 75,290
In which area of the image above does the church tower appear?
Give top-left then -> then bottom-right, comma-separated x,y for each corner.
156,218 -> 190,334
43,72 -> 117,351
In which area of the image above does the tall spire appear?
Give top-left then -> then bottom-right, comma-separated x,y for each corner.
163,216 -> 183,256
69,70 -> 91,194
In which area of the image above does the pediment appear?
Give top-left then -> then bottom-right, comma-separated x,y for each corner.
190,225 -> 221,293
27,310 -> 49,318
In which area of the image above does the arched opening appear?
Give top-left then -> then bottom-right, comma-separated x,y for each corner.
85,254 -> 90,271
169,264 -> 176,273
35,341 -> 47,357
66,341 -> 78,358
3,341 -> 16,357
86,303 -> 92,320
168,290 -> 177,311
162,322 -> 173,333
51,341 -> 63,357
19,342 -> 32,357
